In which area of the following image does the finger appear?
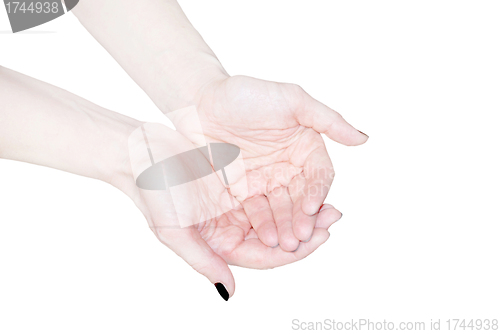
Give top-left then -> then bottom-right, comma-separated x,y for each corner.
292,196 -> 318,241
267,186 -> 300,252
289,174 -> 319,241
293,87 -> 369,146
301,145 -> 334,215
227,228 -> 330,269
315,204 -> 343,229
156,227 -> 234,301
242,195 -> 279,247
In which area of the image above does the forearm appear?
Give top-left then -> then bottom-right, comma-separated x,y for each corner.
0,66 -> 140,191
73,0 -> 228,113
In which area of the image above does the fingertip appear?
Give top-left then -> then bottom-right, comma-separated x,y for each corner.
324,230 -> 331,242
308,227 -> 330,246
293,223 -> 314,243
208,270 -> 235,300
350,129 -> 370,146
211,269 -> 235,300
259,224 -> 279,247
357,130 -> 369,144
166,229 -> 235,300
292,228 -> 330,257
301,199 -> 321,216
315,205 -> 342,229
358,130 -> 369,139
279,236 -> 300,252
337,131 -> 369,146
325,121 -> 369,146
215,282 -> 230,301
315,228 -> 331,245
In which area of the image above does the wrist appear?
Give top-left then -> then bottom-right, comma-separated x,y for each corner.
156,52 -> 229,113
110,121 -> 204,208
90,111 -> 142,195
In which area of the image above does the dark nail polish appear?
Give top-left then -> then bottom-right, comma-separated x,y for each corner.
338,212 -> 343,221
358,130 -> 369,138
292,244 -> 300,252
215,283 -> 229,301
271,243 -> 280,248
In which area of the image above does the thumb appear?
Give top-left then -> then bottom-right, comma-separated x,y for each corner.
294,87 -> 369,146
159,228 -> 235,301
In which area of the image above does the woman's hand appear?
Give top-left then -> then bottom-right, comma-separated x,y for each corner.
167,75 -> 368,252
0,66 -> 341,301
72,0 -> 367,299
119,122 -> 342,300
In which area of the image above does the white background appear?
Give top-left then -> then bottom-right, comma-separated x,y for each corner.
1,1 -> 499,333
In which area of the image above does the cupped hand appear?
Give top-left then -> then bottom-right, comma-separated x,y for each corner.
123,123 -> 341,299
169,75 -> 368,252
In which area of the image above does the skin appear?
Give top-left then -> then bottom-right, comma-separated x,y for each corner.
171,75 -> 368,296
118,74 -> 366,299
123,120 -> 345,299
0,66 -> 346,300
190,75 -> 368,247
2,0 -> 370,299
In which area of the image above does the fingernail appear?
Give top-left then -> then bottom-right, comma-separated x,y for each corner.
338,212 -> 343,221
358,130 -> 369,138
302,234 -> 313,243
292,244 -> 300,252
271,243 -> 280,248
215,283 -> 229,301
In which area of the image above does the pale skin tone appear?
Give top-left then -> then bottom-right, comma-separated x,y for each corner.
1,0 -> 368,300
0,67 -> 342,299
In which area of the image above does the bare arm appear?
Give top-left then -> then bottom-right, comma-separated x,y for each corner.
0,66 -> 139,190
72,0 -> 227,112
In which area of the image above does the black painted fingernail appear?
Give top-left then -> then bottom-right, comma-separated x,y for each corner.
271,243 -> 280,248
358,130 -> 369,138
338,212 -> 343,221
292,244 -> 300,252
215,283 -> 229,301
